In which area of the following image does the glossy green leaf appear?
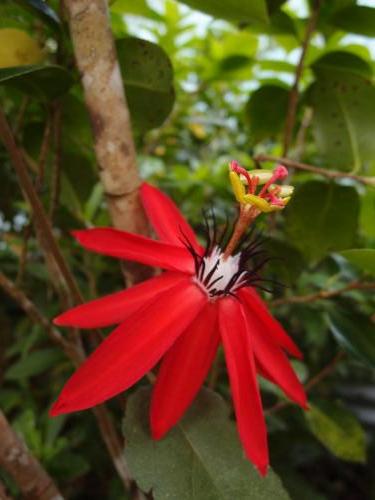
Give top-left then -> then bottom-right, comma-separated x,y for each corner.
326,306 -> 375,368
330,6 -> 375,37
245,84 -> 289,142
308,54 -> 375,171
176,0 -> 269,24
305,401 -> 366,463
340,249 -> 375,275
286,181 -> 359,263
117,37 -> 175,132
0,64 -> 74,99
5,349 -> 63,380
124,388 -> 290,500
15,0 -> 60,28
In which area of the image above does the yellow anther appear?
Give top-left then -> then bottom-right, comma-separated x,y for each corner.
242,194 -> 273,212
229,171 -> 246,203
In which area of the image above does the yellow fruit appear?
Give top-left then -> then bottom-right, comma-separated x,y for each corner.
0,28 -> 44,68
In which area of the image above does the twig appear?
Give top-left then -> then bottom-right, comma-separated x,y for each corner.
0,108 -> 132,492
36,112 -> 53,192
0,107 -> 83,304
271,280 -> 375,307
0,270 -> 133,490
15,223 -> 33,286
63,0 -> 150,285
49,102 -> 62,221
254,154 -> 375,186
282,0 -> 321,156
0,410 -> 64,500
0,271 -> 81,363
265,351 -> 346,416
13,96 -> 29,138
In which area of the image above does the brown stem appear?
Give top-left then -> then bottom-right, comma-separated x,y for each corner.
49,102 -> 62,221
0,106 -> 83,305
0,270 -> 133,489
0,411 -> 64,500
254,154 -> 375,186
271,280 -> 375,307
282,0 -> 321,156
0,271 -> 82,363
36,112 -> 53,192
63,0 -> 150,285
265,351 -> 346,416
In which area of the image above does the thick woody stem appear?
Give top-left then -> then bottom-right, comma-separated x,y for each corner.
63,0 -> 150,283
0,411 -> 64,500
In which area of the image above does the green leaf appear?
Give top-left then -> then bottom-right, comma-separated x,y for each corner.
124,388 -> 290,500
308,54 -> 375,171
360,189 -> 375,239
117,37 -> 175,132
15,0 -> 60,29
5,348 -> 63,380
326,306 -> 375,369
176,0 -> 269,24
286,181 -> 359,263
110,0 -> 161,20
305,400 -> 366,463
245,84 -> 289,142
0,64 -> 74,100
340,249 -> 375,275
311,51 -> 373,79
330,6 -> 375,37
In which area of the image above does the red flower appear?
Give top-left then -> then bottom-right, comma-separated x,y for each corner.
51,182 -> 306,476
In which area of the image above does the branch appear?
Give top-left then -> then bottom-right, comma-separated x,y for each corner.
265,351 -> 346,416
282,0 -> 321,156
271,280 -> 375,307
0,106 -> 83,305
254,154 -> 375,186
0,411 -> 64,500
0,271 -> 81,364
0,271 -> 133,491
63,0 -> 150,284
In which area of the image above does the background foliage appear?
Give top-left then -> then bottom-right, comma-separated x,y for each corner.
0,0 -> 374,498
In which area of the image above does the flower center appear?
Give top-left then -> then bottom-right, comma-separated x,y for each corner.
194,246 -> 247,299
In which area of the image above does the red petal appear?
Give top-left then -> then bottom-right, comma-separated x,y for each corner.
244,308 -> 307,409
50,279 -> 207,415
141,183 -> 202,254
239,288 -> 303,359
72,228 -> 194,274
54,271 -> 185,328
150,302 -> 219,439
219,297 -> 269,476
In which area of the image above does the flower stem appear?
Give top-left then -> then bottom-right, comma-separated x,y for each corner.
223,205 -> 259,258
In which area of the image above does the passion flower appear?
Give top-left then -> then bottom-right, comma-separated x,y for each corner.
51,164 -> 306,476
